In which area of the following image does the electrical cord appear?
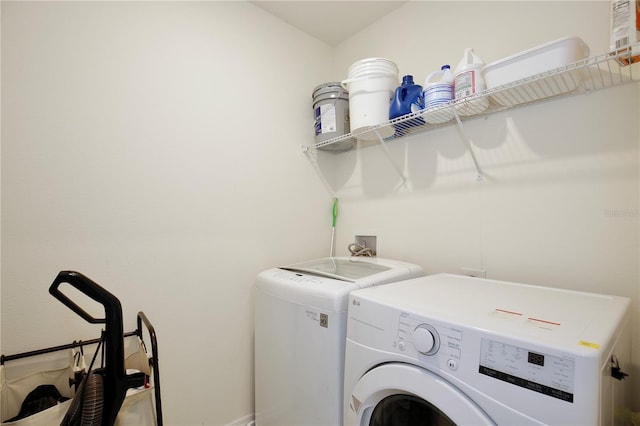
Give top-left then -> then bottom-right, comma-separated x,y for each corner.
348,242 -> 376,257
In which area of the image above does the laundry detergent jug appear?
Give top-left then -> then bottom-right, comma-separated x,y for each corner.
454,48 -> 489,116
389,75 -> 424,135
423,65 -> 454,124
389,75 -> 424,119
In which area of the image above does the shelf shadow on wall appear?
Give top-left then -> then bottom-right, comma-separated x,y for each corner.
305,146 -> 358,196
406,85 -> 639,191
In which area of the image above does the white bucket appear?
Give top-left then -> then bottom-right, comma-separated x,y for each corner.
342,58 -> 398,140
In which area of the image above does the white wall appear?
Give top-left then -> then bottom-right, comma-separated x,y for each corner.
2,1 -> 639,424
1,2 -> 332,424
329,0 -> 640,410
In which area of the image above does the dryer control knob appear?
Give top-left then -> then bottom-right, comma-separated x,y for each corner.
412,324 -> 440,355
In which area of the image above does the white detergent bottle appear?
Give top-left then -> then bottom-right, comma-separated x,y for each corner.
422,65 -> 454,124
454,48 -> 488,116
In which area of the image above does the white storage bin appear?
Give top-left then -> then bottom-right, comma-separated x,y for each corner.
482,36 -> 590,106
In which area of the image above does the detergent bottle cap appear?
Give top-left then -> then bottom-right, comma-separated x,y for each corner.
401,75 -> 415,85
441,65 -> 451,70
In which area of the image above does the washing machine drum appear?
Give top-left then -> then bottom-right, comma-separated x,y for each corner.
370,394 -> 455,426
347,364 -> 493,425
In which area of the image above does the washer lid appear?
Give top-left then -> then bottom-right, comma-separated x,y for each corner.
282,257 -> 391,282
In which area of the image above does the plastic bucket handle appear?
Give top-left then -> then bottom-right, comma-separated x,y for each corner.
341,73 -> 397,90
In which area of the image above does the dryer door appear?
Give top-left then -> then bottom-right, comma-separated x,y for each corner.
345,363 -> 495,426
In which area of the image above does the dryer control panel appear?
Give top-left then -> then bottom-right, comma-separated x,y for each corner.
395,312 -> 463,369
479,338 -> 575,402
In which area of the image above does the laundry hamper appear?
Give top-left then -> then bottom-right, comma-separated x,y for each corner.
1,271 -> 163,426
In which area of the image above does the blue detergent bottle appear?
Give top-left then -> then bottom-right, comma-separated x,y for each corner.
389,75 -> 424,135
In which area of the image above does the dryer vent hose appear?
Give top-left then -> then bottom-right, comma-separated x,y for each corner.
61,372 -> 105,426
81,373 -> 104,426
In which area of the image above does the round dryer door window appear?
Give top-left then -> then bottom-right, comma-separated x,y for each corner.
345,363 -> 494,426
370,394 -> 455,426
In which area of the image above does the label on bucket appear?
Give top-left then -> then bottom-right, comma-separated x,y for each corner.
315,104 -> 337,135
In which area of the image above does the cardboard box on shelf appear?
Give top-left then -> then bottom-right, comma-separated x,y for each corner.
610,0 -> 640,66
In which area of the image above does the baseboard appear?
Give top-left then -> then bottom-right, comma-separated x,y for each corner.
224,413 -> 255,426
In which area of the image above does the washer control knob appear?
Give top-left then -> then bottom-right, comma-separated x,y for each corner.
412,324 -> 440,355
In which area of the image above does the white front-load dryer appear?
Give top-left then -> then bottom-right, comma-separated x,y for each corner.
254,257 -> 424,426
344,273 -> 632,426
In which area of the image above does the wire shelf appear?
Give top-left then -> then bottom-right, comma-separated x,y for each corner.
303,44 -> 640,153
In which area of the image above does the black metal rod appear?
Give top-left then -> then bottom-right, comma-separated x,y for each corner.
137,311 -> 163,426
0,331 -> 137,365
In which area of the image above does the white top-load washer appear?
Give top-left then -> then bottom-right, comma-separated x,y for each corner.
344,273 -> 632,426
254,257 -> 424,426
